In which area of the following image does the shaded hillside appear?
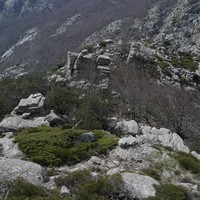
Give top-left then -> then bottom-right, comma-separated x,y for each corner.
0,0 -> 155,72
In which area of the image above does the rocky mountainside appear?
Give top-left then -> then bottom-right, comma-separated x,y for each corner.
0,0 -> 155,73
0,0 -> 200,199
0,92 -> 200,199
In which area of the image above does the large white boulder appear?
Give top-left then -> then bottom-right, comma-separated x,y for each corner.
0,116 -> 49,132
116,120 -> 139,135
13,93 -> 45,116
122,173 -> 159,199
0,158 -> 46,185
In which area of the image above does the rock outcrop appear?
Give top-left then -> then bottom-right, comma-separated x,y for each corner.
0,158 -> 46,185
122,173 -> 159,199
0,116 -> 49,133
12,93 -> 45,117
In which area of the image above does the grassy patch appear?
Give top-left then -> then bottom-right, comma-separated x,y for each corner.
142,167 -> 161,181
159,61 -> 172,77
7,177 -> 62,200
15,126 -> 117,167
171,55 -> 198,72
173,151 -> 200,174
145,184 -> 191,200
55,170 -> 131,200
185,140 -> 200,154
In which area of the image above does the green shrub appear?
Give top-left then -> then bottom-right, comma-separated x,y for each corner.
44,86 -> 80,115
159,61 -> 172,77
142,168 -> 161,181
55,171 -> 131,200
172,151 -> 200,174
180,76 -> 189,86
76,94 -> 110,130
145,184 -> 191,200
0,73 -> 49,121
171,54 -> 198,72
8,177 -> 61,200
185,140 -> 200,154
99,41 -> 107,48
15,127 -> 117,166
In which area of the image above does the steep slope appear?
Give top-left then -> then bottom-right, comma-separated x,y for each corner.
0,0 -> 155,72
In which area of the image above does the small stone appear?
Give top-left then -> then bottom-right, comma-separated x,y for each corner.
118,136 -> 138,148
60,186 -> 71,196
80,132 -> 95,142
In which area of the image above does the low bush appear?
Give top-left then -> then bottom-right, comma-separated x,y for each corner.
8,177 -> 61,200
174,152 -> 200,174
76,94 -> 111,130
15,127 -> 117,166
44,86 -> 80,115
171,54 -> 198,72
145,184 -> 191,200
55,170 -> 131,200
142,168 -> 161,181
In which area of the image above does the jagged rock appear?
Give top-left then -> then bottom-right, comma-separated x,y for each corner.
0,116 -> 49,132
191,151 -> 200,160
0,132 -> 23,159
96,55 -> 111,66
122,173 -> 159,199
80,132 -> 95,142
21,113 -> 31,119
106,167 -> 123,175
158,132 -> 190,153
88,156 -> 102,165
13,93 -> 45,116
60,186 -> 71,196
116,120 -> 139,135
0,158 -> 46,185
127,41 -> 156,64
45,110 -> 65,127
118,136 -> 138,148
55,75 -> 66,86
98,66 -> 111,74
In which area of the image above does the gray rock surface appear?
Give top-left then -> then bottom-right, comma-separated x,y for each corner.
0,158 -> 46,185
80,132 -> 95,142
96,55 -> 111,66
116,120 -> 139,135
118,136 -> 138,148
122,173 -> 159,199
13,93 -> 45,116
0,116 -> 49,132
0,132 -> 23,159
60,186 -> 71,196
45,110 -> 65,126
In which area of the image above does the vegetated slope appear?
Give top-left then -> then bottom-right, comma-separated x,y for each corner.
0,0 -> 155,72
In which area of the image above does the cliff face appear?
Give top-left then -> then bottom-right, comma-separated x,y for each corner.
0,0 -> 53,17
0,0 -> 199,77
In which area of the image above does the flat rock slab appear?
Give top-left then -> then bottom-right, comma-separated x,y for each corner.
122,172 -> 159,199
0,158 -> 46,185
0,116 -> 49,132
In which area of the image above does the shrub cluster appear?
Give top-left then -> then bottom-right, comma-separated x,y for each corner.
55,170 -> 131,200
15,127 -> 117,166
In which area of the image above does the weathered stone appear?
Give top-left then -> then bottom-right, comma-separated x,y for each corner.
122,173 -> 159,199
96,55 -> 111,66
0,158 -> 46,185
0,133 -> 23,159
80,132 -> 95,142
116,120 -> 139,135
118,136 -> 138,148
0,116 -> 49,132
60,186 -> 71,196
88,156 -> 102,165
45,110 -> 65,127
67,51 -> 78,70
13,93 -> 45,116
